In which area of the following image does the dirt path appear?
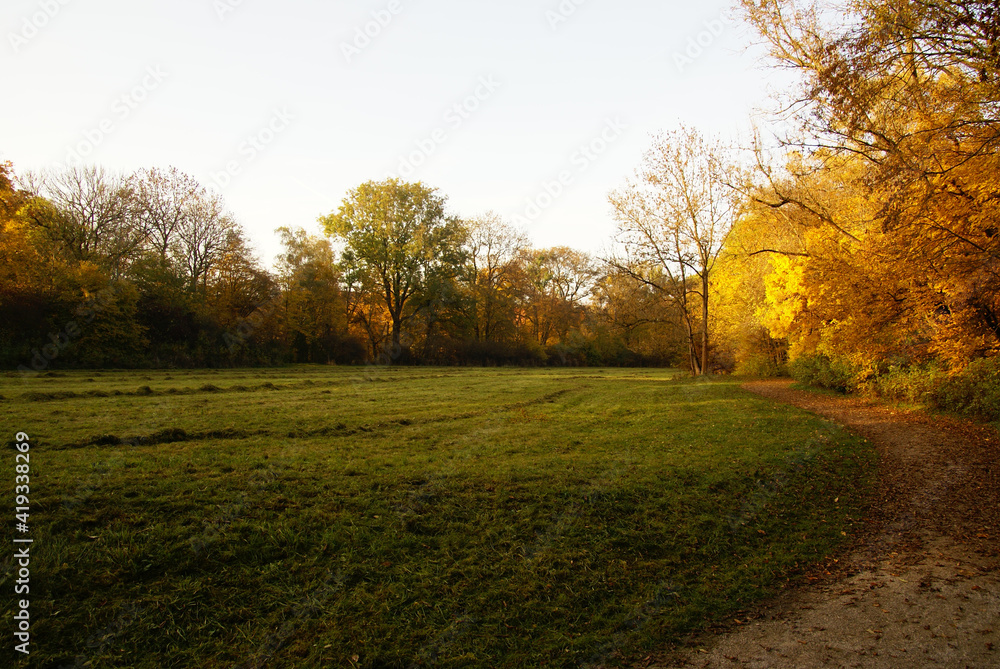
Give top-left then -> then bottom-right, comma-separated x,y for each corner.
656,380 -> 1000,668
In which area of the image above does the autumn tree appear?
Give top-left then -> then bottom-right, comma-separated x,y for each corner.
175,187 -> 237,294
276,227 -> 361,363
592,268 -> 688,365
341,258 -> 392,359
0,162 -> 63,361
608,128 -> 742,374
320,179 -> 467,357
742,0 -> 1000,165
464,213 -> 529,344
0,161 -> 55,296
518,247 -> 598,348
740,0 -> 1000,366
207,229 -> 272,322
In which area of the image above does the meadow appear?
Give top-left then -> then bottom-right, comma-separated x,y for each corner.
0,367 -> 873,668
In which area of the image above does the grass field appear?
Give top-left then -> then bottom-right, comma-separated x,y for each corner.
1,367 -> 874,668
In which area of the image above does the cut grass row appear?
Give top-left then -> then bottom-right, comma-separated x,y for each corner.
0,368 -> 874,667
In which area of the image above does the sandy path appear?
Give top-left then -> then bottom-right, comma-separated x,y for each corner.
653,380 -> 1000,668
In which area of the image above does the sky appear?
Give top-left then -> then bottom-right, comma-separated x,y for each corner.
1,0 -> 786,267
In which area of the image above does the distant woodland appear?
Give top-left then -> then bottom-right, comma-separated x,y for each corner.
2,1 -> 998,418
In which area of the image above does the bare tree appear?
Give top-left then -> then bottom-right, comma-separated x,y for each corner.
24,166 -> 143,278
608,128 -> 742,375
465,212 -> 529,342
129,167 -> 201,262
176,188 -> 236,293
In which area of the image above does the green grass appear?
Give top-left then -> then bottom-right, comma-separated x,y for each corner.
0,367 -> 874,668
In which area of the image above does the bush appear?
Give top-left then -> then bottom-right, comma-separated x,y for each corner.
934,357 -> 1000,421
445,339 -> 548,367
858,357 -> 1000,421
734,354 -> 787,378
788,354 -> 857,393
860,362 -> 945,405
787,353 -> 999,421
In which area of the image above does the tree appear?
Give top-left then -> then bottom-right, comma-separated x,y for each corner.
129,167 -> 200,261
711,182 -> 812,375
742,0 -> 1000,166
519,247 -> 598,347
608,128 -> 742,374
464,212 -> 529,343
0,161 -> 56,294
0,162 -> 64,362
277,227 -> 360,363
176,187 -> 236,294
320,179 -> 466,356
208,228 -> 272,320
740,0 -> 1000,367
591,268 -> 688,365
24,166 -> 142,278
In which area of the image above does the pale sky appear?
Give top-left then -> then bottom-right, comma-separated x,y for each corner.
2,0 -> 782,266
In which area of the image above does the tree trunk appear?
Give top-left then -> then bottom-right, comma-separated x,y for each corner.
391,318 -> 402,361
700,273 -> 710,376
682,314 -> 701,375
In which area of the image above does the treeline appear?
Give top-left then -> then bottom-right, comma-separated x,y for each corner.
3,0 -> 998,421
0,165 -> 681,373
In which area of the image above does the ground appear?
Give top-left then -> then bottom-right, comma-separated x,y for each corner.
8,368 -> 991,667
1,368 -> 872,668
659,380 -> 1000,669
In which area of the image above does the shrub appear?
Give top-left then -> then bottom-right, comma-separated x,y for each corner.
857,357 -> 1000,422
934,357 -> 1000,421
860,362 -> 947,405
734,354 -> 787,378
788,354 -> 857,393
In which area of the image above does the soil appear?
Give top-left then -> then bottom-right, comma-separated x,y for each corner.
647,380 -> 1000,669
